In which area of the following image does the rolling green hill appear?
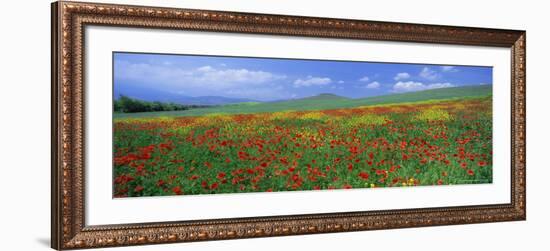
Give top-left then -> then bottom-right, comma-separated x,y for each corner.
114,85 -> 491,119
297,93 -> 349,101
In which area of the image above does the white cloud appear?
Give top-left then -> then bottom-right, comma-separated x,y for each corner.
392,81 -> 454,93
427,83 -> 455,89
293,76 -> 332,87
338,80 -> 345,84
365,81 -> 381,89
199,68 -> 280,84
358,76 -> 370,82
419,67 -> 439,80
479,82 -> 490,85
392,81 -> 425,92
197,65 -> 214,72
114,60 -> 289,100
394,72 -> 410,81
441,66 -> 458,72
115,61 -> 286,90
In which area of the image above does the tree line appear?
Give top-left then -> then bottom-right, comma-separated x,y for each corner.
114,95 -> 209,113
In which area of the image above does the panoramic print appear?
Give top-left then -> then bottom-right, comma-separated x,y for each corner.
113,52 -> 493,198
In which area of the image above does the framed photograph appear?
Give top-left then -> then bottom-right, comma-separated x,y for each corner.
51,1 -> 526,249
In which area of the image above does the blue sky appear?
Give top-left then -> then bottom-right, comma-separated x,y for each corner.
114,52 -> 492,101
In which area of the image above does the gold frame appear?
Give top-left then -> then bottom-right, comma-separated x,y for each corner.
51,1 -> 526,249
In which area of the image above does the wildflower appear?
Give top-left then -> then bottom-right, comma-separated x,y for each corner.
134,185 -> 144,193
173,186 -> 183,195
358,172 -> 370,180
210,182 -> 219,189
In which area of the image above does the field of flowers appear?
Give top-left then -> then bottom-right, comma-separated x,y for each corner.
113,97 -> 492,197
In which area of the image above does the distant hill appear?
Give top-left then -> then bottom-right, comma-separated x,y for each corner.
114,84 -> 257,105
295,93 -> 349,101
115,85 -> 492,118
348,84 -> 492,107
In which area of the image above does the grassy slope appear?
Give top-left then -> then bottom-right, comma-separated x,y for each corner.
115,85 -> 491,118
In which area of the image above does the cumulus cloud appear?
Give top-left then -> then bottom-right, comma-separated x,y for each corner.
293,76 -> 332,87
115,61 -> 286,89
358,76 -> 370,82
338,80 -> 345,84
114,60 -> 289,100
392,81 -> 454,93
394,72 -> 410,81
441,66 -> 458,72
419,67 -> 439,80
365,81 -> 381,89
197,65 -> 214,72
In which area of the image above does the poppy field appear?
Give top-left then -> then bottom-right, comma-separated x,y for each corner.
113,96 -> 492,197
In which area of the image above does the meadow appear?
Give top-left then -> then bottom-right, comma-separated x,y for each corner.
114,85 -> 491,118
113,94 -> 493,197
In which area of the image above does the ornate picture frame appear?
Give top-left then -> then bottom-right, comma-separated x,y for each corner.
51,1 -> 526,249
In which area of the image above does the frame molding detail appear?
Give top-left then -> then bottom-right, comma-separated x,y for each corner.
51,1 -> 526,249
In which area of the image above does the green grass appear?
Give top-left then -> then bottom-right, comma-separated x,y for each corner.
114,85 -> 492,119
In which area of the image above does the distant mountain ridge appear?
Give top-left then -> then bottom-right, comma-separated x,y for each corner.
114,84 -> 257,105
115,84 -> 492,118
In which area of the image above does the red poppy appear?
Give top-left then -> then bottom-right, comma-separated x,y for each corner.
135,163 -> 145,174
389,165 -> 400,173
348,163 -> 354,171
173,186 -> 183,195
134,185 -> 144,193
478,161 -> 487,167
217,172 -> 226,179
467,169 -> 475,176
238,151 -> 248,160
225,158 -> 231,163
157,179 -> 165,187
358,172 -> 370,180
210,182 -> 219,189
